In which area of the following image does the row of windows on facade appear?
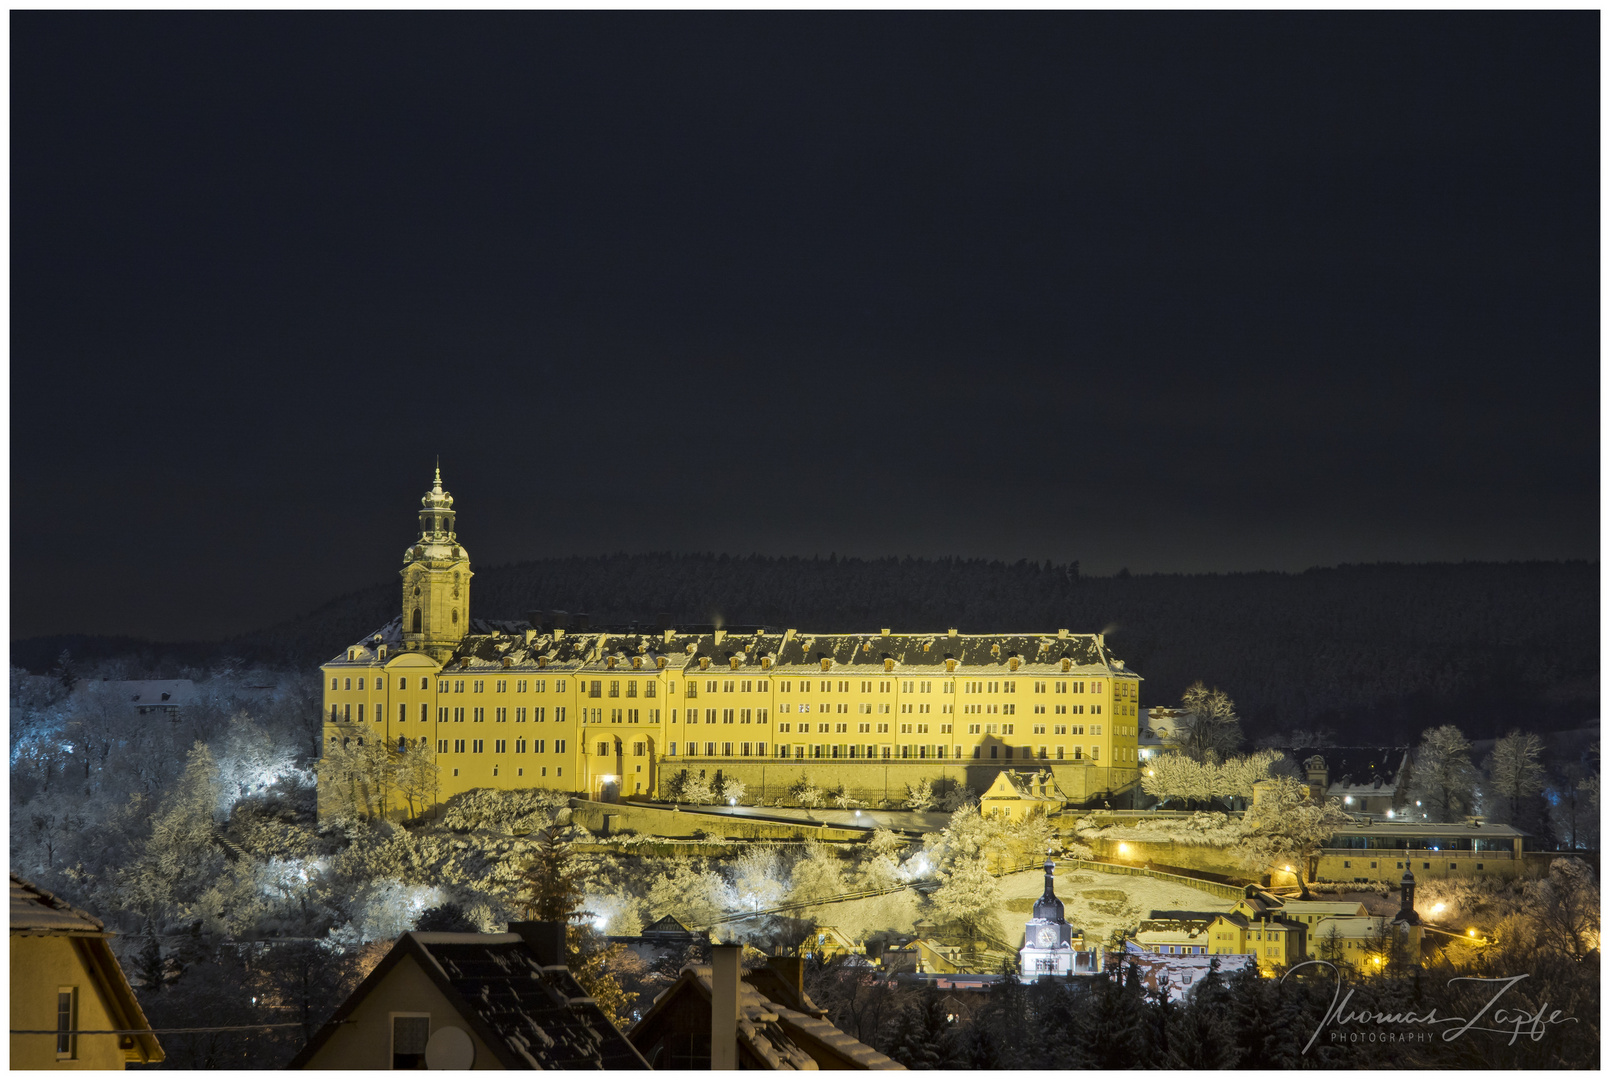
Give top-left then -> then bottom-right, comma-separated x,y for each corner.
329,675 -> 1122,698
324,700 -> 1131,745
330,735 -> 569,755
656,742 -> 1134,761
332,704 -> 573,723
331,730 -> 1135,766
334,677 -> 571,693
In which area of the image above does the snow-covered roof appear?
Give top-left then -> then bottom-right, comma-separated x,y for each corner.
88,679 -> 196,708
290,929 -> 647,1070
1268,899 -> 1370,917
981,769 -> 1068,803
1120,944 -> 1253,1001
1285,747 -> 1411,793
329,624 -> 1141,678
11,873 -> 105,935
636,960 -> 901,1070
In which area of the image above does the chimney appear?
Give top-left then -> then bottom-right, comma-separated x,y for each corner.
658,612 -> 672,630
713,629 -> 726,645
551,610 -> 570,630
710,944 -> 741,1070
766,956 -> 805,1010
574,613 -> 591,632
509,921 -> 567,967
526,609 -> 545,630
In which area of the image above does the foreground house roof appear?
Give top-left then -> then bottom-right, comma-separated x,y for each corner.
631,957 -> 902,1070
289,927 -> 648,1070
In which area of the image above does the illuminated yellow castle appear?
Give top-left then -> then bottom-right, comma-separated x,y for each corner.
320,469 -> 1142,813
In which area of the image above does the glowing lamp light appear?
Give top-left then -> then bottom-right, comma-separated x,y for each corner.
729,798 -> 737,806
1344,796 -> 1352,804
594,915 -> 609,931
1283,865 -> 1294,873
1386,809 -> 1394,818
854,810 -> 862,817
1468,929 -> 1477,937
1118,843 -> 1130,854
1416,801 -> 1422,807
1431,902 -> 1446,914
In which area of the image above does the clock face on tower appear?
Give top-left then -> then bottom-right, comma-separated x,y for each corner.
1038,926 -> 1055,947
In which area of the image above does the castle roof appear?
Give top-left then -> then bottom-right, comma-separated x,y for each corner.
330,623 -> 1141,677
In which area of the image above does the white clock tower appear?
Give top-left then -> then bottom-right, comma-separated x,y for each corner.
1019,858 -> 1079,980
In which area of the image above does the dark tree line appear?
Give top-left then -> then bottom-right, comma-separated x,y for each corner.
806,950 -> 1599,1070
18,557 -> 1595,743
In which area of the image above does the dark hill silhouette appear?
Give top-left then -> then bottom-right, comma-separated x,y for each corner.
14,556 -> 1597,744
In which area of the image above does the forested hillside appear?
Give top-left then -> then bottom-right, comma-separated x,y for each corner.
15,557 -> 1597,743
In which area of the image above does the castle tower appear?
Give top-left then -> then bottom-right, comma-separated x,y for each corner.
400,463 -> 472,661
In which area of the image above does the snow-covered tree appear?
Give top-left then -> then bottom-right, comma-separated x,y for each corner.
118,742 -> 227,924
1406,725 -> 1477,822
904,778 -> 936,811
214,712 -> 312,816
647,863 -> 727,927
789,773 -> 825,809
393,738 -> 440,820
681,771 -> 716,806
788,841 -> 848,904
1141,754 -> 1214,806
1215,750 -> 1290,807
1482,730 -> 1545,825
1177,682 -> 1243,764
930,855 -> 1001,943
729,847 -> 788,914
1236,776 -> 1351,897
1525,857 -> 1600,960
832,787 -> 864,809
717,776 -> 746,806
516,825 -> 585,922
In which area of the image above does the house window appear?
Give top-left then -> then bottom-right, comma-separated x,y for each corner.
393,1014 -> 430,1069
56,987 -> 77,1059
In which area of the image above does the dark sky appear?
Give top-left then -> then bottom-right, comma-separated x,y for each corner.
12,12 -> 1599,642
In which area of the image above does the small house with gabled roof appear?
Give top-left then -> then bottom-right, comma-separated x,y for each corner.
10,874 -> 164,1069
288,921 -> 646,1070
979,769 -> 1067,822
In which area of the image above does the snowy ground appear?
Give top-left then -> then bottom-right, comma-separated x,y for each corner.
787,865 -> 1236,949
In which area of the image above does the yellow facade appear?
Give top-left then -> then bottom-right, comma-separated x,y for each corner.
319,471 -> 1143,815
10,936 -> 161,1069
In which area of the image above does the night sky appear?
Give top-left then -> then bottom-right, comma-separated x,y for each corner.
12,13 -> 1599,642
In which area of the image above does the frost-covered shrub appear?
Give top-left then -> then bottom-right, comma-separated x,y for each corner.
1076,811 -> 1245,847
439,787 -> 568,834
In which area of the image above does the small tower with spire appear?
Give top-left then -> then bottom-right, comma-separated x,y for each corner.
1019,853 -> 1088,981
400,462 -> 473,661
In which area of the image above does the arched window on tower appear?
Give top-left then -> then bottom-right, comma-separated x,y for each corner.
413,608 -> 423,633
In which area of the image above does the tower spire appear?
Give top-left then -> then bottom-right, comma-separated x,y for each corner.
401,463 -> 471,660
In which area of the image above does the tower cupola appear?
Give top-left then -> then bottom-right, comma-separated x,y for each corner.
1032,857 -> 1065,923
400,462 -> 472,661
